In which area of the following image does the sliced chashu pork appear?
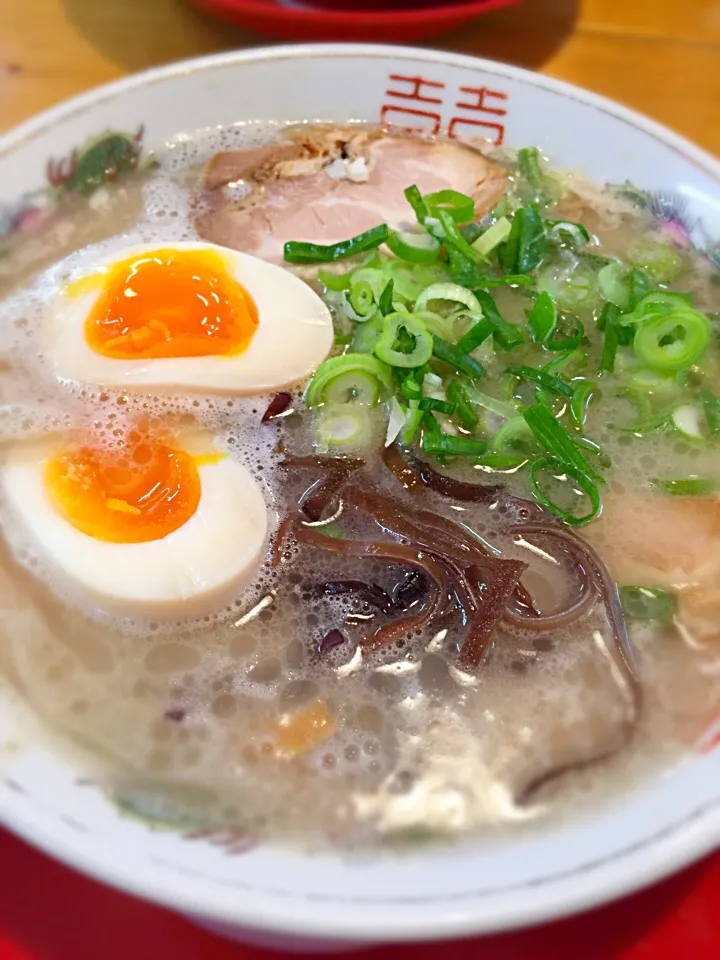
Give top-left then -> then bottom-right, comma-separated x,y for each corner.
193,125 -> 508,263
583,490 -> 720,645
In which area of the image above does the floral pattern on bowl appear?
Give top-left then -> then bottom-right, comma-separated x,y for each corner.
0,126 -> 150,253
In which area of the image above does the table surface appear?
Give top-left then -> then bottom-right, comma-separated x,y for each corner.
0,1 -> 719,958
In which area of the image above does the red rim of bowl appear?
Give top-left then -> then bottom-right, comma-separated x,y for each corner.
192,0 -> 515,28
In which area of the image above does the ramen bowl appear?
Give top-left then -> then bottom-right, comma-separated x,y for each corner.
0,45 -> 719,951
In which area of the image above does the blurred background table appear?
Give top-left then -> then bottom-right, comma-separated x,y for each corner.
0,0 -> 719,154
0,1 -> 719,958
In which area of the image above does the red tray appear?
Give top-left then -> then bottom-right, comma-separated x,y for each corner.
0,827 -> 718,960
187,0 -> 518,43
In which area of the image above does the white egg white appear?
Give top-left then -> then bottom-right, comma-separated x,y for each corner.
1,438 -> 270,619
43,241 -> 333,394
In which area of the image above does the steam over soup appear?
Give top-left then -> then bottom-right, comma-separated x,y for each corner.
0,124 -> 719,848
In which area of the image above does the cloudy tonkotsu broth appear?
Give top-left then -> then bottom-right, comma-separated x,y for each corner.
0,122 -> 719,849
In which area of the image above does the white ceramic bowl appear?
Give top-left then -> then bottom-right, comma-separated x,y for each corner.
1,44 -> 720,951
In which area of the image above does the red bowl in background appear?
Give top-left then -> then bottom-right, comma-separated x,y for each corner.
187,0 -> 518,42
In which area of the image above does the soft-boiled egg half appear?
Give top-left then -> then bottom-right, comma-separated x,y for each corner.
1,429 -> 269,618
44,242 -> 333,393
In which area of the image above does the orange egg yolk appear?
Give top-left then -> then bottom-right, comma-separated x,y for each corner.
83,248 -> 259,360
44,438 -> 201,543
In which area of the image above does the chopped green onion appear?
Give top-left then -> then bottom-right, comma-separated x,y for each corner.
570,380 -> 597,429
618,407 -> 671,437
543,348 -> 586,374
432,336 -> 485,378
702,388 -> 720,436
317,251 -> 382,292
404,185 -> 430,222
414,282 -> 481,316
284,224 -> 389,264
490,416 -> 534,453
671,404 -> 703,440
426,209 -> 479,264
305,354 -> 392,407
315,405 -> 373,452
400,401 -> 424,446
424,189 -> 475,224
623,291 -> 693,324
627,268 -> 651,310
474,454 -> 529,473
598,262 -> 630,310
400,374 -> 422,402
516,147 -> 549,204
619,586 -> 676,622
508,366 -> 574,397
422,410 -> 442,438
537,259 -> 599,312
598,302 -> 621,374
472,217 -> 512,257
655,476 -> 717,496
529,456 -> 601,525
347,278 -> 378,320
572,434 -> 611,468
627,238 -> 687,283
419,397 -> 456,415
379,279 -> 395,316
633,305 -> 710,372
351,314 -> 384,353
412,309 -> 455,341
318,268 -> 353,292
528,290 -> 558,343
474,290 -> 524,349
386,229 -> 441,264
546,219 -> 591,249
421,434 -> 489,457
472,274 -> 535,288
523,402 -> 601,480
455,318 -> 492,354
500,206 -> 547,274
461,223 -> 484,245
463,385 -> 519,420
546,318 -> 585,351
422,371 -> 444,395
447,381 -> 480,429
374,313 -> 433,368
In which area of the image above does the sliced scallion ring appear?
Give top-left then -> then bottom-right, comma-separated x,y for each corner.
315,405 -> 374,452
633,308 -> 710,372
546,220 -> 590,249
598,261 -> 630,310
386,229 -> 442,264
305,354 -> 393,407
345,279 -> 377,321
414,282 -> 482,316
537,259 -> 600,312
619,586 -> 676,622
423,189 -> 475,224
374,312 -> 433,368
